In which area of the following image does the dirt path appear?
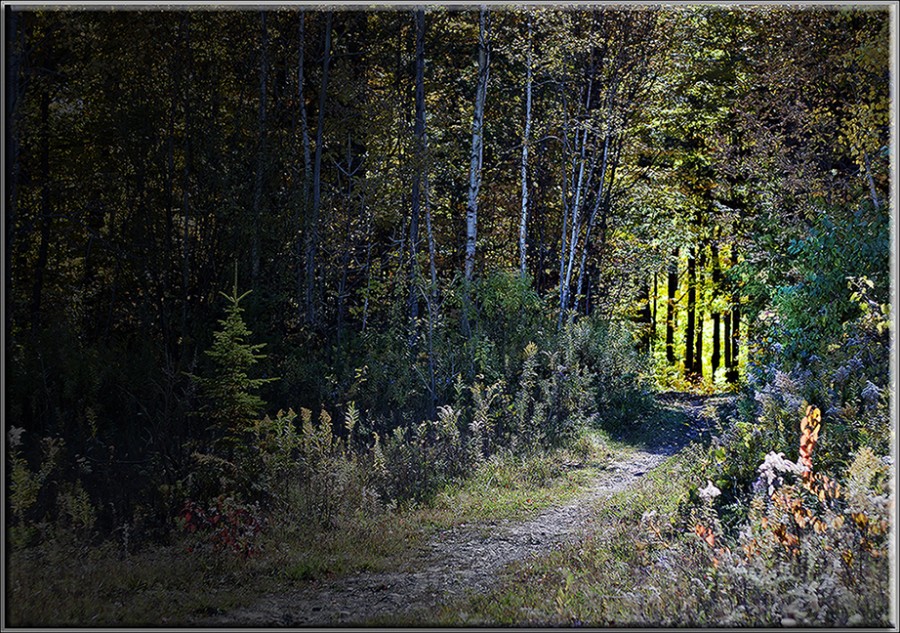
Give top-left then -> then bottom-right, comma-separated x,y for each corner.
203,393 -> 728,627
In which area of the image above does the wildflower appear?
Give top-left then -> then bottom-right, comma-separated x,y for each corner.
757,451 -> 806,497
699,480 -> 721,501
860,381 -> 882,406
7,426 -> 24,450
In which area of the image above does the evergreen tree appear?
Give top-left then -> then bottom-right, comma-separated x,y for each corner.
192,275 -> 277,451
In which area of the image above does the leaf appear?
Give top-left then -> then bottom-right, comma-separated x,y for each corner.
799,405 -> 821,473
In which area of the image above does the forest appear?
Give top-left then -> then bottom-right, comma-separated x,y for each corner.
4,4 -> 894,627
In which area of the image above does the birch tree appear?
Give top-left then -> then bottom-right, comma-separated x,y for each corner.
464,7 -> 490,283
518,11 -> 533,279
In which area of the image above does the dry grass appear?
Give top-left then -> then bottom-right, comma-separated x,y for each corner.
5,431 -> 612,626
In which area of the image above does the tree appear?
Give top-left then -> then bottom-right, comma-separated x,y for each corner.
666,249 -> 678,365
191,273 -> 277,450
305,11 -> 333,326
464,7 -> 490,282
250,11 -> 268,286
518,11 -> 533,279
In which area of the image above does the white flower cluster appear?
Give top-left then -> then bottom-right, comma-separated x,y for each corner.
860,380 -> 882,407
699,479 -> 721,501
7,426 -> 25,450
756,451 -> 807,497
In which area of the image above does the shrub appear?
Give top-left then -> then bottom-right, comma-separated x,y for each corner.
6,427 -> 99,550
179,496 -> 266,558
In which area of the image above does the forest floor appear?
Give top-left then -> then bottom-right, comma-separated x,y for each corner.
201,392 -> 734,627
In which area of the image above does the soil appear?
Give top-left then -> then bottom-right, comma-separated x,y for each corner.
201,393 -> 731,627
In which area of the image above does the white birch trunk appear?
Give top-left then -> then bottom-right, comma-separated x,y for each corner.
518,13 -> 533,279
465,8 -> 490,282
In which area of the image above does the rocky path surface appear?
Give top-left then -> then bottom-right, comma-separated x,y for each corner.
203,393 -> 729,627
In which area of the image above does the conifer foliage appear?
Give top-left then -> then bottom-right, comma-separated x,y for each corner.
190,275 -> 277,451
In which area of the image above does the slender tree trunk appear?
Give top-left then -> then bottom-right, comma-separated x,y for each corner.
863,148 -> 881,211
464,8 -> 490,283
181,133 -> 191,345
695,306 -> 703,378
556,93 -> 570,328
5,10 -> 24,343
295,13 -> 313,320
413,10 -> 437,411
560,80 -> 594,323
724,302 -> 732,374
336,137 -> 355,349
638,281 -> 652,354
409,8 -> 426,328
424,172 -> 437,297
518,13 -> 533,279
166,92 -> 176,284
305,11 -> 332,325
666,248 -> 677,365
651,271 -> 658,348
685,246 -> 696,380
30,91 -> 52,334
574,134 -> 611,313
727,244 -> 740,383
711,241 -> 721,375
361,199 -> 374,333
694,246 -> 706,377
180,19 -> 194,347
251,11 -> 268,286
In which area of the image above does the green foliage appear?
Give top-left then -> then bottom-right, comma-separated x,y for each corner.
7,429 -> 59,548
6,428 -> 98,550
751,202 -> 889,368
190,282 -> 278,449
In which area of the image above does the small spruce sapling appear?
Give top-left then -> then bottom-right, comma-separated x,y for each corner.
190,270 -> 278,455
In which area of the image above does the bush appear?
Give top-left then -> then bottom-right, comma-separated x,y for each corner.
624,409 -> 891,627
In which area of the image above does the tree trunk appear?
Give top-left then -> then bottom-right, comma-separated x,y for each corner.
295,12 -> 313,321
305,11 -> 332,325
5,10 -> 24,343
180,19 -> 194,348
711,241 -> 721,375
181,130 -> 191,346
464,8 -> 490,282
863,148 -> 881,211
556,91 -> 570,328
574,134 -> 612,315
559,78 -> 595,323
30,91 -> 52,334
651,271 -> 658,348
723,303 -> 732,374
638,280 -> 652,354
693,246 -> 705,378
727,244 -> 740,383
409,8 -> 426,328
685,246 -> 696,380
518,13 -> 533,279
337,137 -> 355,349
251,11 -> 268,287
666,248 -> 678,365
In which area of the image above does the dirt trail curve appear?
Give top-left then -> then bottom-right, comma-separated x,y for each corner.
203,393 -> 729,627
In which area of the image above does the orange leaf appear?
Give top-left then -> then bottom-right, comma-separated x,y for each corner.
695,523 -> 716,547
799,406 -> 821,473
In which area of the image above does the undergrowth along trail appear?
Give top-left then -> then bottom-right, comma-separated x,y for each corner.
202,393 -> 730,627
